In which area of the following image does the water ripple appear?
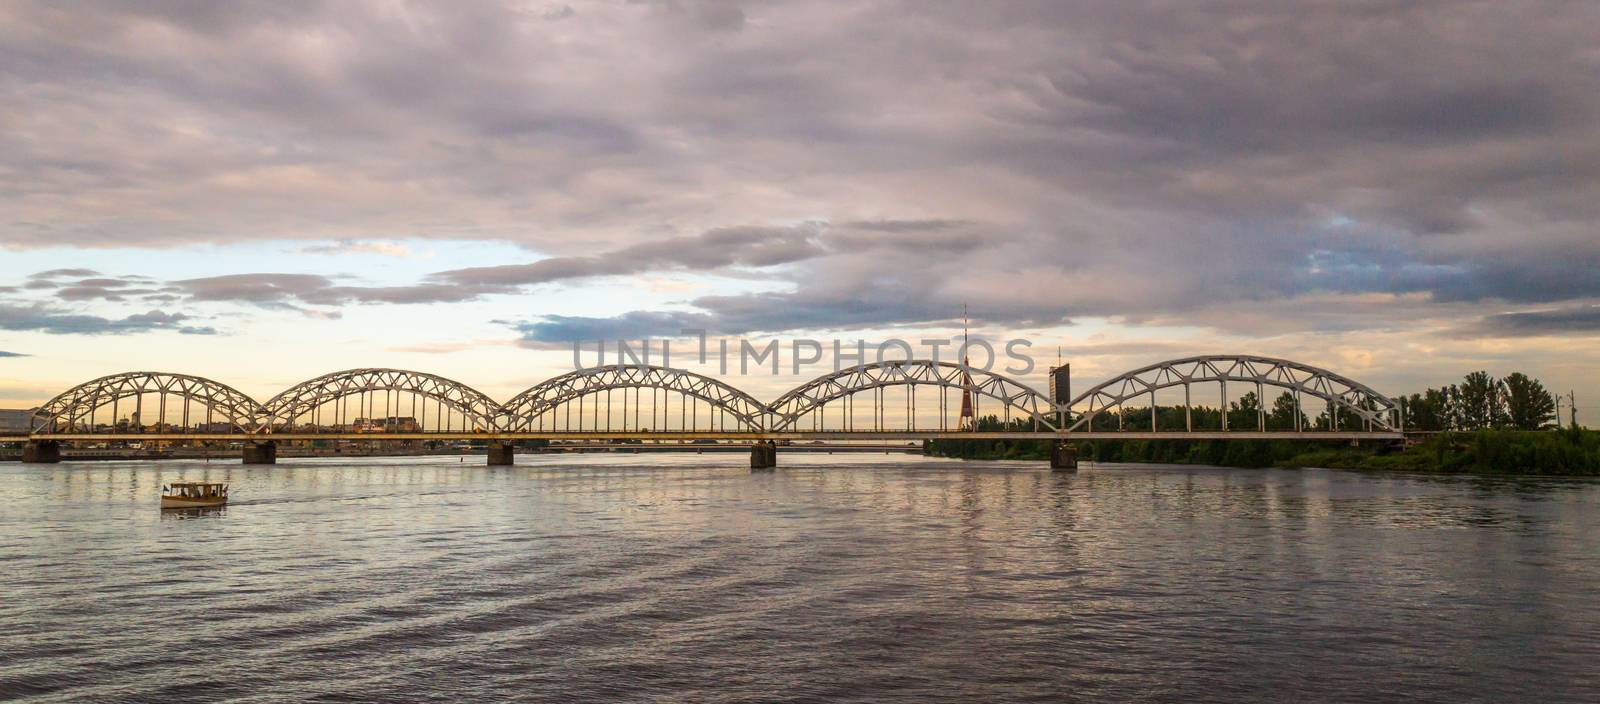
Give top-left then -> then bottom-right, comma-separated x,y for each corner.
2,456 -> 1599,702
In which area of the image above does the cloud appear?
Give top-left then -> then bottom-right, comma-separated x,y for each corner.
155,224 -> 832,312
0,304 -> 217,335
432,224 -> 826,287
27,269 -> 99,279
17,272 -> 182,303
540,5 -> 575,22
301,241 -> 416,258
0,0 -> 1597,346
512,311 -> 716,343
1479,304 -> 1600,335
0,350 -> 27,358
172,273 -> 491,310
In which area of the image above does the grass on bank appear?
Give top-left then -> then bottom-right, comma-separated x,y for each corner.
925,428 -> 1600,476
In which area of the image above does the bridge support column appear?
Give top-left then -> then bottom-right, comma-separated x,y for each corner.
750,441 -> 777,470
487,443 -> 515,466
1050,442 -> 1077,472
243,441 -> 277,465
22,440 -> 61,464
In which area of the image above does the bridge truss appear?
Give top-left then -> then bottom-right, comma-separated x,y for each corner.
260,368 -> 504,434
29,372 -> 263,434
500,365 -> 771,432
19,356 -> 1402,441
1066,355 -> 1399,433
768,360 -> 1059,431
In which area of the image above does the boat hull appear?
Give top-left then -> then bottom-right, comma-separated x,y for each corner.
161,496 -> 227,509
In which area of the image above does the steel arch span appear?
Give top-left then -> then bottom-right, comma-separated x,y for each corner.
261,368 -> 504,433
501,364 -> 771,431
768,360 -> 1060,431
1065,355 -> 1399,432
30,372 -> 265,434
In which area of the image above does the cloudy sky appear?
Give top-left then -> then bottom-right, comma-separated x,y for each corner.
1,0 -> 1597,411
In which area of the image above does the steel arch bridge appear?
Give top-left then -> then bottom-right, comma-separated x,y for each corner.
16,355 -> 1402,446
768,360 -> 1059,431
261,368 -> 503,433
1066,355 -> 1399,433
500,365 -> 770,432
29,371 -> 264,434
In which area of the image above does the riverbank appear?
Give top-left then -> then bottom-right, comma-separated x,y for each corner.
925,428 -> 1600,475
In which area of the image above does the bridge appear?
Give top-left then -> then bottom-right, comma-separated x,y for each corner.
7,355 -> 1403,470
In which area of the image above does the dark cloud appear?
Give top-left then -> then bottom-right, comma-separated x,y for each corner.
541,5 -> 576,22
513,311 -> 716,343
434,224 -> 825,287
1480,304 -> 1600,335
175,274 -> 337,306
18,272 -> 180,302
0,350 -> 27,358
27,268 -> 98,279
162,224 -> 827,311
514,263 -> 1074,342
172,273 -> 491,310
1,1 -> 1597,341
0,304 -> 216,335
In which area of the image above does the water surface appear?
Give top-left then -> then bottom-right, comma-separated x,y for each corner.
2,455 -> 1598,702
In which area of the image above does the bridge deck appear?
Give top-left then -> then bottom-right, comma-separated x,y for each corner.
10,431 -> 1403,442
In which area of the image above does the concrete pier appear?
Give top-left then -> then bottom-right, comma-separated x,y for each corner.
1050,442 -> 1078,472
243,441 -> 277,465
487,443 -> 515,466
22,440 -> 61,464
750,441 -> 777,470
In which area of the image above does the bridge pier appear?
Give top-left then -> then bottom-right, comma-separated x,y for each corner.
243,441 -> 277,465
22,440 -> 61,464
750,441 -> 777,470
1050,442 -> 1077,472
487,443 -> 515,466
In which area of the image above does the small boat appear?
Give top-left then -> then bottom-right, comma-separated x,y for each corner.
162,482 -> 228,509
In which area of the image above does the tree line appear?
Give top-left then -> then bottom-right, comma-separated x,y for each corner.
1398,371 -> 1558,431
1067,369 -> 1564,432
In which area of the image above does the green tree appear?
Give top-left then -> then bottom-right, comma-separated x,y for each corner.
1228,391 -> 1262,430
1502,372 -> 1556,430
1268,391 -> 1301,430
1402,393 -> 1430,430
1443,385 -> 1464,429
1457,371 -> 1506,430
1420,387 -> 1452,430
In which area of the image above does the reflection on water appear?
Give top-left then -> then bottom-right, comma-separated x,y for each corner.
159,507 -> 227,520
2,455 -> 1599,702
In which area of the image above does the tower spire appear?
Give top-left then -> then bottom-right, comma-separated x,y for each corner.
959,303 -> 975,430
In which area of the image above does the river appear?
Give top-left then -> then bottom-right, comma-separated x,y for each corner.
2,454 -> 1598,702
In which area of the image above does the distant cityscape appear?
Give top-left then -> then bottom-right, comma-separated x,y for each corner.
0,409 -> 425,435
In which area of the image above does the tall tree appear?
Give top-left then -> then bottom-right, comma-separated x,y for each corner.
1229,391 -> 1261,430
1457,371 -> 1506,430
1407,388 -> 1449,430
1502,372 -> 1557,430
1268,391 -> 1301,430
1405,392 -> 1436,430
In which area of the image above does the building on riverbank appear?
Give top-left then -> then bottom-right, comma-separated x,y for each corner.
0,408 -> 33,432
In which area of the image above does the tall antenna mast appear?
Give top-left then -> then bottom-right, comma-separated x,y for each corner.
959,303 -> 975,430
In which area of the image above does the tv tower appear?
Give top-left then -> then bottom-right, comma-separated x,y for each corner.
959,304 -> 975,430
